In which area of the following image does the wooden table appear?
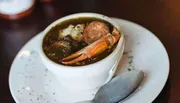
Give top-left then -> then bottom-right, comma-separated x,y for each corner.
0,0 -> 178,102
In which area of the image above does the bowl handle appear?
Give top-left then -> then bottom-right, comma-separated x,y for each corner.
103,60 -> 118,85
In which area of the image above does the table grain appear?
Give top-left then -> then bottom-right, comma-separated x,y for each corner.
0,0 -> 179,102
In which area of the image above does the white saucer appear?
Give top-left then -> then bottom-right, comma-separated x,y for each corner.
9,18 -> 169,103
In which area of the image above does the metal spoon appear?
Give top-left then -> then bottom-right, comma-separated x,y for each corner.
76,69 -> 144,103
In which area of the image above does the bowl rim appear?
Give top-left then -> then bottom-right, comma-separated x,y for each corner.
39,12 -> 125,69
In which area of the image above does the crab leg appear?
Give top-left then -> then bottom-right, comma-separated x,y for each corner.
60,27 -> 120,65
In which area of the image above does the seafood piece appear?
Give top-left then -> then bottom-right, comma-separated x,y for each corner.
45,40 -> 72,59
83,21 -> 110,44
60,27 -> 120,65
58,25 -> 74,38
58,24 -> 85,41
48,41 -> 71,56
50,41 -> 71,51
71,24 -> 85,41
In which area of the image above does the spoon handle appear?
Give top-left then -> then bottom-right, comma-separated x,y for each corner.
75,100 -> 94,103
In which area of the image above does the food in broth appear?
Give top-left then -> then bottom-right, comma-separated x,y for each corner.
43,17 -> 121,66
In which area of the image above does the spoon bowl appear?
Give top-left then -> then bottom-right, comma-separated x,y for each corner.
76,69 -> 144,103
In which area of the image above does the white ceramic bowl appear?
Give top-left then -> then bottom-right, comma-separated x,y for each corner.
39,13 -> 125,91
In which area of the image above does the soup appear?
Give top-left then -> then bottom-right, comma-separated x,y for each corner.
43,17 -> 120,66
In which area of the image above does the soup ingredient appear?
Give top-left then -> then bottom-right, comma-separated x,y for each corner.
83,21 -> 110,44
60,27 -> 120,65
58,24 -> 85,41
50,41 -> 71,51
43,18 -> 117,66
46,41 -> 71,58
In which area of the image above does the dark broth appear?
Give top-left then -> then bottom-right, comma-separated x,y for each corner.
43,17 -> 117,66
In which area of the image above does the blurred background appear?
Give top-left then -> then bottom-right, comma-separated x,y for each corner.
1,0 -> 179,102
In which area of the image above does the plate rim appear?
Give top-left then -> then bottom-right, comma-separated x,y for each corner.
8,32 -> 43,103
112,17 -> 170,103
8,18 -> 170,103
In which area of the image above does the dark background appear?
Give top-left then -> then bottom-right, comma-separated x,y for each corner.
0,0 -> 179,102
